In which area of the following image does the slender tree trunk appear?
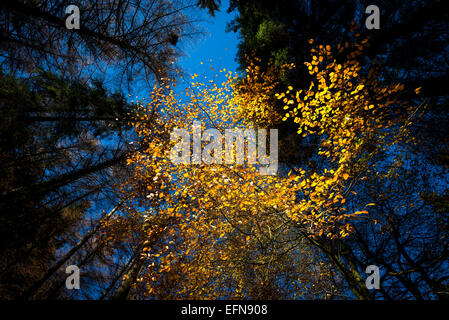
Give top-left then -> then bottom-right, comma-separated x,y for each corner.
1,153 -> 128,200
111,258 -> 143,300
19,200 -> 124,300
44,241 -> 106,299
100,249 -> 140,300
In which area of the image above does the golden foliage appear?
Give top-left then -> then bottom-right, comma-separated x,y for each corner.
102,40 -> 418,298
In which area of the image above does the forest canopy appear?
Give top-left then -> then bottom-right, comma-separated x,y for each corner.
0,0 -> 448,301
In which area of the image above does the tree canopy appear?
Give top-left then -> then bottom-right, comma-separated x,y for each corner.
1,0 -> 448,300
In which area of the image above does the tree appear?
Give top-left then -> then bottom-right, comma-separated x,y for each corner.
223,0 -> 449,299
110,37 -> 420,299
0,0 -> 210,299
0,70 -> 135,299
1,0 -> 201,88
226,0 -> 449,165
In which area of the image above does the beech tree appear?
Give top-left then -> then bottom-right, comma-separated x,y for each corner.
108,37 -> 421,299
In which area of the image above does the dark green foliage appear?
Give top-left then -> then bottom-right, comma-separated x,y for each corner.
197,0 -> 221,16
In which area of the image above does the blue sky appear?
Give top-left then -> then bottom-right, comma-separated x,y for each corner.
179,0 -> 239,76
127,0 -> 240,99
